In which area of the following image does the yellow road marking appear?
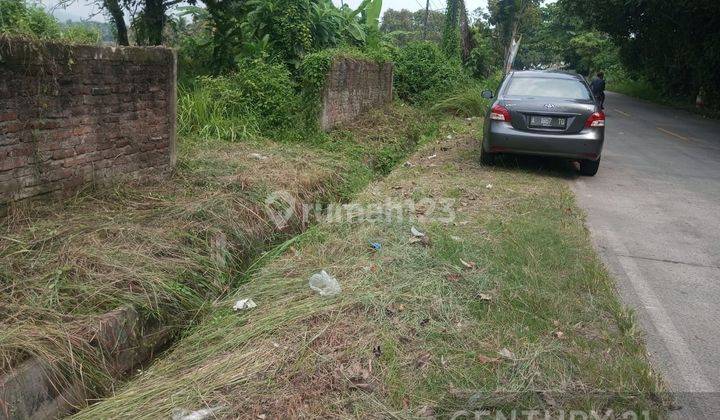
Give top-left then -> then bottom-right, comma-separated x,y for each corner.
614,108 -> 631,117
657,127 -> 690,142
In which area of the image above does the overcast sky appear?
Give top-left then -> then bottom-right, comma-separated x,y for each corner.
40,0 -> 491,23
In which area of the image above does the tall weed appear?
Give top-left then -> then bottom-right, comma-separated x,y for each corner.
393,41 -> 470,104
178,59 -> 301,142
178,84 -> 261,142
429,71 -> 503,117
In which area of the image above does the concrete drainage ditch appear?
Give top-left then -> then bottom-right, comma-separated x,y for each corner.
0,306 -> 171,420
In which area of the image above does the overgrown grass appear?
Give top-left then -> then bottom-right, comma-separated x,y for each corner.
610,77 -> 679,105
177,59 -> 303,141
177,84 -> 261,141
429,73 -> 502,117
610,77 -> 720,119
393,41 -> 471,104
75,118 -> 666,418
0,104 -> 437,409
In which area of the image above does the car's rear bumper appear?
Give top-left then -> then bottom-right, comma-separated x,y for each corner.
483,121 -> 604,161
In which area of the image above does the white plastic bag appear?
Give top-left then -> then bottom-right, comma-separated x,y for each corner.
309,270 -> 341,297
172,406 -> 223,420
411,226 -> 425,237
233,298 -> 257,310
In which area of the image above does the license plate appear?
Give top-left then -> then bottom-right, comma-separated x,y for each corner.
530,115 -> 566,128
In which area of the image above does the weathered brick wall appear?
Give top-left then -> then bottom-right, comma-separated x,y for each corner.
0,38 -> 176,208
320,58 -> 393,130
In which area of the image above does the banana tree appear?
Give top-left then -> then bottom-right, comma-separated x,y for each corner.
351,0 -> 382,48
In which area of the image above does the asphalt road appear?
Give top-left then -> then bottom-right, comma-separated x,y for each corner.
571,92 -> 720,417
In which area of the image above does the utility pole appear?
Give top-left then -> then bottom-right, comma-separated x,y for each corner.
423,0 -> 430,39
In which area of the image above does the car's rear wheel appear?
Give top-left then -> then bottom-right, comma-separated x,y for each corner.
579,157 -> 600,176
480,146 -> 496,165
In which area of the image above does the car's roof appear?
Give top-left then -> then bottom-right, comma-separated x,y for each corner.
509,70 -> 584,80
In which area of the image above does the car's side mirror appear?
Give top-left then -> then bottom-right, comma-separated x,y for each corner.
481,90 -> 494,99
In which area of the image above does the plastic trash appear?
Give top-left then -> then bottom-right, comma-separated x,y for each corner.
309,270 -> 341,296
498,348 -> 515,360
486,184 -> 493,189
233,298 -> 257,310
369,242 -> 382,251
248,153 -> 268,160
411,226 -> 425,237
172,407 -> 223,420
459,259 -> 476,269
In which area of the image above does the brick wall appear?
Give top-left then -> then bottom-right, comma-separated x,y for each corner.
320,58 -> 393,131
0,37 -> 176,208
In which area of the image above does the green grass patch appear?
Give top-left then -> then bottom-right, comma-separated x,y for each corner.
74,117 -> 667,418
0,103 -> 437,409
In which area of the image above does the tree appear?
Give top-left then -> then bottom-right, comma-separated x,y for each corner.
514,2 -> 587,71
380,9 -> 414,33
466,11 -> 501,77
568,31 -> 617,76
380,8 -> 444,46
0,0 -> 101,42
441,0 -> 460,59
102,0 -> 128,45
559,0 -> 720,107
457,0 -> 472,62
487,0 -> 541,71
0,0 -> 61,37
90,0 -> 192,45
178,0 -> 374,72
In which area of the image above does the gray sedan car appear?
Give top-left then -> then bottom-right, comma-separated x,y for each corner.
480,71 -> 605,176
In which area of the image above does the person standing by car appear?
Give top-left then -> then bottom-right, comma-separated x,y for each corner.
590,71 -> 606,109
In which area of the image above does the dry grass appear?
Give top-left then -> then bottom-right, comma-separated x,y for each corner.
75,117 -> 667,418
0,104 -> 434,407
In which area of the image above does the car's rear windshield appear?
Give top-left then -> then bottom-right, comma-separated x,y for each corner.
505,76 -> 592,100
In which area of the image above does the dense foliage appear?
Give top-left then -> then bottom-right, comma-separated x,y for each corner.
513,2 -> 619,76
178,59 -> 301,141
473,0 -> 717,110
559,0 -> 720,108
0,0 -> 101,43
379,9 -> 445,46
393,41 -> 469,103
441,0 -> 461,59
2,0 -> 497,142
176,0 -> 379,73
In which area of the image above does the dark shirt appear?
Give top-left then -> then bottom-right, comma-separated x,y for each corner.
590,78 -> 606,96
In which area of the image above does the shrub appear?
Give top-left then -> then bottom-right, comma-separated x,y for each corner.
178,59 -> 300,140
429,71 -> 503,117
393,41 -> 468,103
0,0 -> 105,44
0,0 -> 60,38
177,83 -> 261,142
229,59 -> 300,129
430,89 -> 487,117
466,34 -> 501,79
60,24 -> 101,44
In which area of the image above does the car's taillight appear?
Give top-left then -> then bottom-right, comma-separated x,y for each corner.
585,111 -> 605,128
490,104 -> 511,122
